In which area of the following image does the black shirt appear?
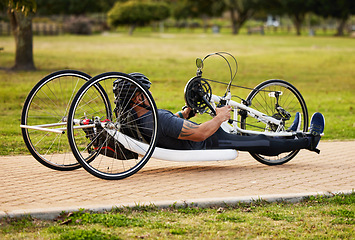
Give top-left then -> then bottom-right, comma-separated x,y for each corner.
140,109 -> 206,150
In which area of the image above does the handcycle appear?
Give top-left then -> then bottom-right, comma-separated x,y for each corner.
21,52 -> 308,180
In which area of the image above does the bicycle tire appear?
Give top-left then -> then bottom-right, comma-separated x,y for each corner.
21,70 -> 91,171
67,72 -> 158,180
242,79 -> 308,165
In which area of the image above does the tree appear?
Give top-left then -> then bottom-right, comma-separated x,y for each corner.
311,0 -> 355,36
171,0 -> 224,31
282,0 -> 313,36
108,1 -> 170,35
35,0 -> 117,16
171,0 -> 224,21
224,0 -> 261,35
35,0 -> 118,35
172,0 -> 268,35
2,0 -> 37,70
264,0 -> 313,36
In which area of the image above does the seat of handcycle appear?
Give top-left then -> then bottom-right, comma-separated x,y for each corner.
150,146 -> 238,162
110,130 -> 238,162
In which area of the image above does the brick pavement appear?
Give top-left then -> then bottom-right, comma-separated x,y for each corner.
0,141 -> 354,219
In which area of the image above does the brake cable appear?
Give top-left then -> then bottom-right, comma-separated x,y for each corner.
204,78 -> 277,93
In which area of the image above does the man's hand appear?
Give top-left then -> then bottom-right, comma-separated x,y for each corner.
181,106 -> 196,119
215,105 -> 232,122
178,105 -> 232,142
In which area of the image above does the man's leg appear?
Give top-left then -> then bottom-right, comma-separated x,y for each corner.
206,128 -> 312,156
206,112 -> 324,156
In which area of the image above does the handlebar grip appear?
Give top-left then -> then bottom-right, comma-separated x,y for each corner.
217,100 -> 234,124
182,105 -> 197,119
201,96 -> 234,124
202,96 -> 216,115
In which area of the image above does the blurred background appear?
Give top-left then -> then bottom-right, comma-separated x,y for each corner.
0,0 -> 354,155
2,1 -> 354,40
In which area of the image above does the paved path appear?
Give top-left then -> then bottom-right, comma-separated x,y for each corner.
1,141 -> 354,219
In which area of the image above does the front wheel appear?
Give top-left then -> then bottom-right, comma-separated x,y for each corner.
67,72 -> 158,180
241,79 -> 308,165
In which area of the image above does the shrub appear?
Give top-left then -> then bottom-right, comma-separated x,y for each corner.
63,16 -> 92,35
107,1 -> 170,34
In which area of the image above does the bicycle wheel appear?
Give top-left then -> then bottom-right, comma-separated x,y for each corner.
67,72 -> 158,180
241,79 -> 308,165
21,70 -> 91,171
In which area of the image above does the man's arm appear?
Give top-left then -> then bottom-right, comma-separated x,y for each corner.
178,106 -> 231,142
175,106 -> 195,119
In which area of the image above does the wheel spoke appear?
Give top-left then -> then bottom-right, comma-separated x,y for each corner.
21,70 -> 91,171
67,72 -> 158,180
242,80 -> 308,165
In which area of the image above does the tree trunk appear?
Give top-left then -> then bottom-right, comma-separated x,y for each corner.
129,24 -> 136,35
8,9 -> 36,71
202,15 -> 208,33
229,8 -> 239,35
294,20 -> 302,36
229,7 -> 255,35
291,13 -> 304,36
335,18 -> 347,36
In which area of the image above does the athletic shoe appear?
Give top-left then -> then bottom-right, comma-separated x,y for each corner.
307,112 -> 325,154
309,112 -> 325,136
287,112 -> 301,132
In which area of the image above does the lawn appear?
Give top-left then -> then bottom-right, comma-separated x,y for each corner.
0,193 -> 354,239
0,32 -> 354,155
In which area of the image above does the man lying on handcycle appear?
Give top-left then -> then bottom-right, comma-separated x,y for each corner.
116,72 -> 325,157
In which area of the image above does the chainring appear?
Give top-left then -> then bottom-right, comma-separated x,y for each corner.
184,77 -> 212,113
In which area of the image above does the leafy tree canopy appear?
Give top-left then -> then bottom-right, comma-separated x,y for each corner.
108,1 -> 170,27
172,0 -> 225,20
35,0 -> 116,15
311,0 -> 355,20
1,0 -> 36,14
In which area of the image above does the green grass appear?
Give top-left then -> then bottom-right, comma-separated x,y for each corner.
0,32 -> 354,155
0,193 -> 354,239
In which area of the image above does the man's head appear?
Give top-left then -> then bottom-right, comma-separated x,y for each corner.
128,72 -> 151,89
113,73 -> 152,117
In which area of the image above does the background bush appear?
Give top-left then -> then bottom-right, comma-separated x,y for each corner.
108,1 -> 170,34
63,16 -> 93,35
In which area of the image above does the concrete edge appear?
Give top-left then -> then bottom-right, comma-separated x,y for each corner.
1,189 -> 353,220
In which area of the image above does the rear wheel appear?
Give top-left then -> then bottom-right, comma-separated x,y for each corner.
242,79 -> 308,165
21,70 -> 91,171
67,72 -> 158,180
